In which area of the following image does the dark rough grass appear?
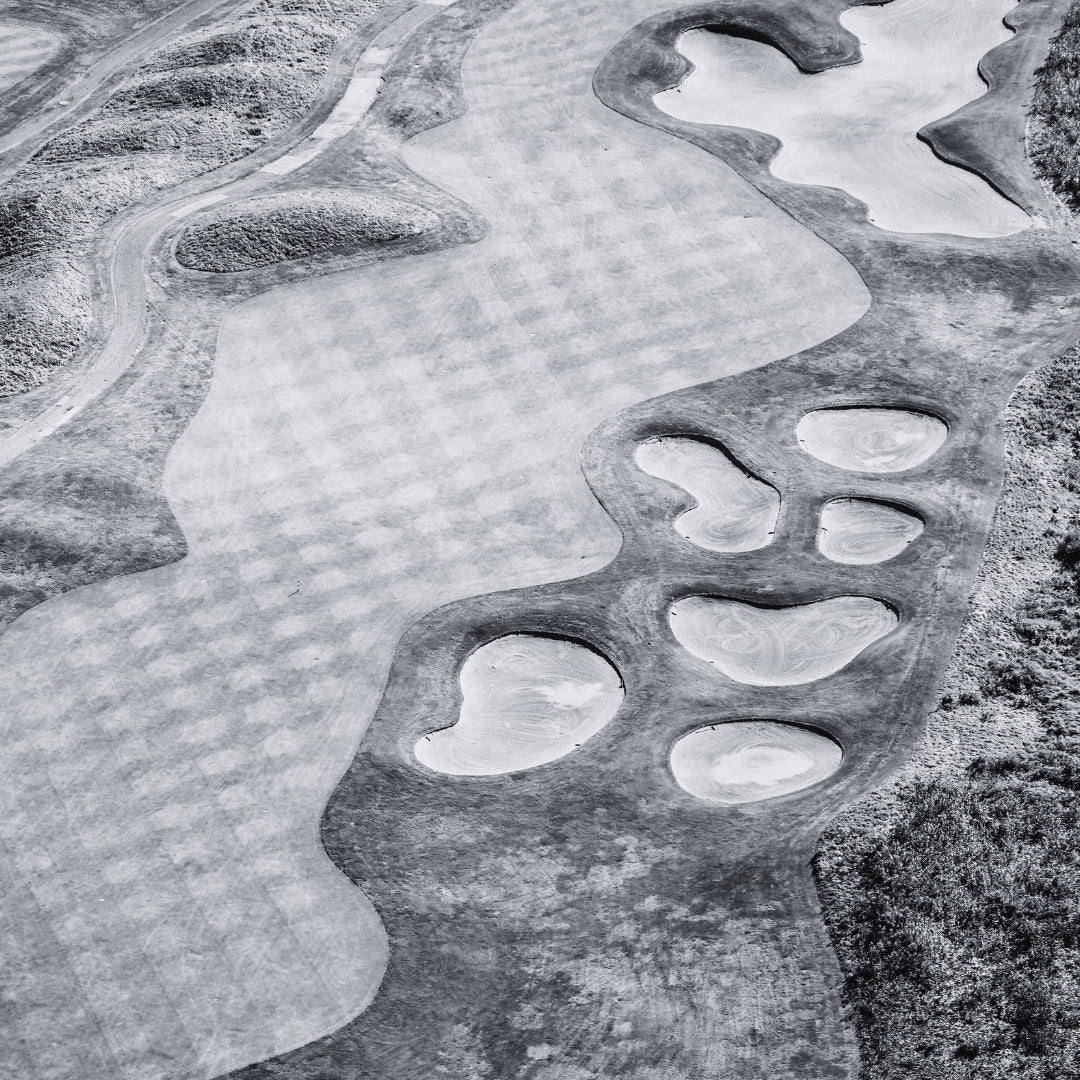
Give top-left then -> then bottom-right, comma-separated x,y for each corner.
1029,1 -> 1080,209
174,190 -> 438,271
0,0 -> 396,395
816,338 -> 1080,1080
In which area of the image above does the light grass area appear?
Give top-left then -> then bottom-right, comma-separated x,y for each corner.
0,0 -> 393,394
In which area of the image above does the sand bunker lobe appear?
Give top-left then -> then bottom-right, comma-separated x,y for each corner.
670,721 -> 842,803
653,0 -> 1030,237
819,498 -> 924,564
414,635 -> 624,775
797,407 -> 946,472
670,595 -> 897,685
0,24 -> 58,93
174,190 -> 439,272
635,436 -> 780,552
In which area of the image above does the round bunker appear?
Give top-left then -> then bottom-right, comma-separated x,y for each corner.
818,497 -> 924,564
414,634 -> 623,775
670,595 -> 897,685
670,721 -> 842,803
796,407 -> 946,472
635,435 -> 779,552
174,190 -> 440,272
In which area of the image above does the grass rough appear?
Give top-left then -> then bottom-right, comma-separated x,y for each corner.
174,189 -> 438,271
0,0 -> 393,395
1029,1 -> 1080,208
815,339 -> 1080,1080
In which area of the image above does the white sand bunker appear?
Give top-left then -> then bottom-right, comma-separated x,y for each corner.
0,24 -> 58,93
414,634 -> 624,775
670,721 -> 842,803
670,595 -> 897,685
819,497 -> 924,563
654,0 -> 1030,237
635,436 -> 780,552
797,407 -> 946,472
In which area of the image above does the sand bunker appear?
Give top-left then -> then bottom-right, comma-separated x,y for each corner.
654,0 -> 1030,237
0,24 -> 58,93
414,634 -> 624,775
670,595 -> 897,685
796,407 -> 946,472
635,436 -> 779,551
670,721 -> 842,802
174,190 -> 438,272
819,498 -> 924,563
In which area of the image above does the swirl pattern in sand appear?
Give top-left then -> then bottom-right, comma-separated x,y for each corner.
818,497 -> 924,563
635,436 -> 780,551
670,595 -> 897,685
415,634 -> 624,775
796,407 -> 946,472
670,721 -> 843,803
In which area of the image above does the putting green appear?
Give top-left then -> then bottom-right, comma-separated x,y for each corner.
635,435 -> 779,551
670,721 -> 843,803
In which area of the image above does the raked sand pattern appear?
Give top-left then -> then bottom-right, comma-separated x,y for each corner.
797,406 -> 948,471
655,0 -> 1032,236
670,721 -> 844,803
635,435 -> 780,551
0,0 -> 869,1076
670,595 -> 899,685
415,634 -> 624,775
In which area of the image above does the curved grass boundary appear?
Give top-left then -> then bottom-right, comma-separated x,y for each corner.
174,189 -> 440,272
215,1 -> 1080,1077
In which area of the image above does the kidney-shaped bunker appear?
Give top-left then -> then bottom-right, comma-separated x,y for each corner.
671,721 -> 842,803
635,435 -> 780,552
415,634 -> 623,775
797,407 -> 946,472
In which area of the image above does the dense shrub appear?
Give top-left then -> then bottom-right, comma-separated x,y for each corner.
1030,2 -> 1080,208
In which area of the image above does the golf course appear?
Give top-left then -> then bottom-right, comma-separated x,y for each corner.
0,0 -> 1078,1076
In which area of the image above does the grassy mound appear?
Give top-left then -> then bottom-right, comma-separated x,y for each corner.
174,190 -> 438,271
0,0 -> 394,395
1029,2 -> 1080,209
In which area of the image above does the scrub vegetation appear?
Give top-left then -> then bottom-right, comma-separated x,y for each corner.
813,16 -> 1080,1076
815,342 -> 1080,1078
174,189 -> 438,271
0,0 -> 395,394
1029,0 -> 1080,209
